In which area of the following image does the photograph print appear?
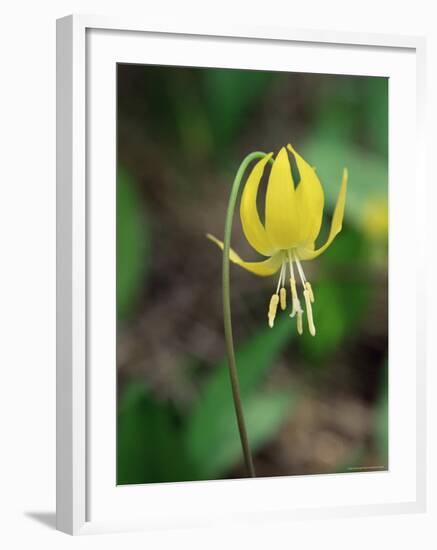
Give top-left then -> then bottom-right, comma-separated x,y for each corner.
116,63 -> 388,485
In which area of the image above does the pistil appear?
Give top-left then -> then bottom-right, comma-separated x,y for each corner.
287,250 -> 303,325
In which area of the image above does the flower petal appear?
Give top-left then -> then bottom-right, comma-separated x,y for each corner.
265,147 -> 299,249
296,168 -> 348,260
288,144 -> 324,244
240,153 -> 275,256
206,234 -> 283,276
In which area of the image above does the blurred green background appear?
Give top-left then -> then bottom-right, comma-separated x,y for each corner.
116,64 -> 388,485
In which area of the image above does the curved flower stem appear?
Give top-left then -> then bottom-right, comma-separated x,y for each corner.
222,151 -> 269,478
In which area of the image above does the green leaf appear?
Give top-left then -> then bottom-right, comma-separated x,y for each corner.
300,281 -> 346,361
311,76 -> 388,157
117,168 -> 150,319
203,69 -> 272,147
362,77 -> 389,157
300,277 -> 371,362
302,138 -> 388,229
117,382 -> 194,484
185,317 -> 295,478
311,78 -> 360,143
320,225 -> 366,268
201,390 -> 293,478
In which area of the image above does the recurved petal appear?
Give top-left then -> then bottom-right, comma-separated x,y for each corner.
265,147 -> 299,249
206,234 -> 283,276
296,168 -> 348,260
288,144 -> 324,244
240,153 -> 275,256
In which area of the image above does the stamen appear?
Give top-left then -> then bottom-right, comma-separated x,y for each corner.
305,281 -> 314,303
268,294 -> 279,328
293,251 -> 307,286
268,262 -> 285,328
276,262 -> 285,294
303,289 -> 316,336
292,250 -> 316,336
287,250 -> 303,318
280,287 -> 287,311
296,310 -> 303,335
276,262 -> 286,311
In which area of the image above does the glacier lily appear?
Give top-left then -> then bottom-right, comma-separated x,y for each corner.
208,144 -> 348,336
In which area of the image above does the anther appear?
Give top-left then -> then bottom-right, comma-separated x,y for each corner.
280,287 -> 287,311
268,294 -> 280,328
296,310 -> 303,335
303,289 -> 316,336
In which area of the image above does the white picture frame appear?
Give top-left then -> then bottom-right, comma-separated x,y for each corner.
56,14 -> 427,535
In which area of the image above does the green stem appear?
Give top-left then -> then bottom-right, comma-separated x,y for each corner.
222,151 -> 268,478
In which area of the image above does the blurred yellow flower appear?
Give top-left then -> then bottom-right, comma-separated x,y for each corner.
208,145 -> 347,336
361,196 -> 388,241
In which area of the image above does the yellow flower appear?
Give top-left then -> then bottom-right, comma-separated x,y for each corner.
361,196 -> 388,241
207,144 -> 348,336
